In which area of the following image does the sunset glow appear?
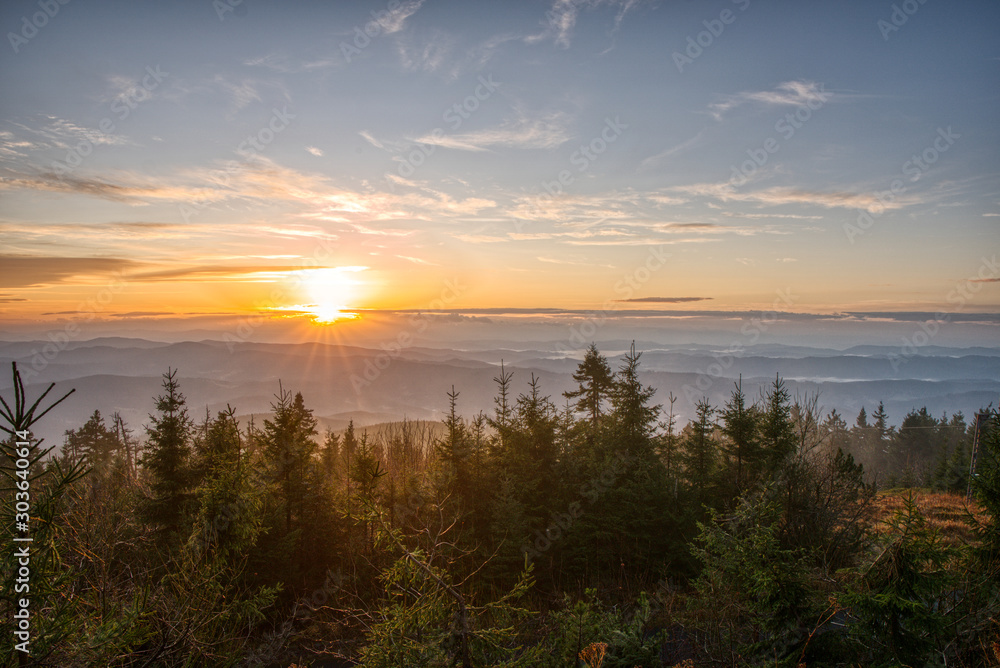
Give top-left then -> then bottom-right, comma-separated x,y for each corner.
300,267 -> 364,324
0,0 -> 995,344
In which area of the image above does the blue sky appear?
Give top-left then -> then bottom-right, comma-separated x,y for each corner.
0,0 -> 998,342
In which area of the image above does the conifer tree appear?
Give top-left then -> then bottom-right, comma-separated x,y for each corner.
262,385 -> 318,535
758,374 -> 797,470
434,387 -> 473,509
720,377 -> 760,495
142,367 -> 194,539
564,343 -> 615,431
609,342 -> 660,462
683,399 -> 718,503
64,409 -> 119,470
321,428 -> 340,478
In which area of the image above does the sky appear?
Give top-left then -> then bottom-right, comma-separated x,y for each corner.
1,0 -> 998,346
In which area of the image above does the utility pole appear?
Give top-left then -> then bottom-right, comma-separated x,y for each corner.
967,406 -> 994,501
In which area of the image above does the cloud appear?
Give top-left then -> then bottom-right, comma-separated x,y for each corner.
108,311 -> 175,317
2,117 -> 130,159
359,130 -> 385,150
615,296 -> 712,303
395,255 -> 437,265
641,131 -> 704,169
211,75 -> 263,111
709,81 -> 831,120
971,277 -> 1000,283
244,52 -> 336,73
0,170 -> 222,203
131,264 -> 309,282
396,28 -> 453,73
305,146 -> 324,157
526,0 -> 641,49
843,311 -> 1000,324
672,181 -> 915,212
380,0 -> 425,33
0,255 -> 138,288
414,112 -> 572,152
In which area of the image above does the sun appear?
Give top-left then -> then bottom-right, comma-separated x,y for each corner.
301,267 -> 362,324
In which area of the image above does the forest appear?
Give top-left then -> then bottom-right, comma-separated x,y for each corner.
1,343 -> 998,667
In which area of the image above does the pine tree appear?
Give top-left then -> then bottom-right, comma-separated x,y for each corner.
434,387 -> 472,509
856,407 -> 869,430
0,363 -> 82,663
683,399 -> 718,499
659,392 -> 681,485
142,368 -> 194,539
320,428 -> 340,478
823,409 -> 850,455
197,404 -> 241,475
262,385 -> 318,535
64,409 -> 119,471
720,376 -> 760,495
564,343 -> 615,431
609,342 -> 660,463
488,361 -> 515,457
758,374 -> 796,470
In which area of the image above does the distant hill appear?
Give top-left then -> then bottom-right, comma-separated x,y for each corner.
2,338 -> 997,451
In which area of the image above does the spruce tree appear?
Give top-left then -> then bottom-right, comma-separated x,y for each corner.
720,376 -> 760,495
142,368 -> 194,539
683,399 -> 718,503
609,342 -> 660,462
63,409 -> 119,471
564,343 -> 615,431
758,374 -> 797,470
262,385 -> 318,535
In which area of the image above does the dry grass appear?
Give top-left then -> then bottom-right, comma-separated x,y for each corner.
872,489 -> 988,547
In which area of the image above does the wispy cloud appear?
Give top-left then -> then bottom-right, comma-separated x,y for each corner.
359,130 -> 385,150
396,254 -> 437,265
0,254 -> 138,288
212,75 -> 263,111
396,28 -> 453,73
381,0 -> 425,33
672,181 -> 916,212
244,51 -> 336,73
2,117 -> 131,158
641,131 -> 704,169
305,146 -> 324,157
131,264 -> 308,282
615,296 -> 712,303
709,80 -> 831,120
415,111 -> 572,152
526,0 -> 641,49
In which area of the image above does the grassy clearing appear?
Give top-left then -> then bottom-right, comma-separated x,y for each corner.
873,489 -> 987,547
